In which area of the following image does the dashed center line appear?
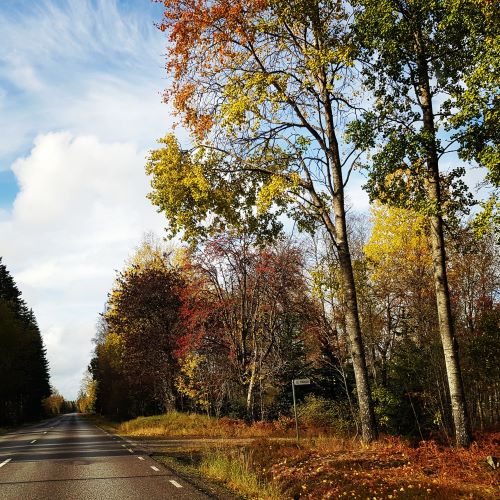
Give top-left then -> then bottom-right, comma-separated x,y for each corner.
150,466 -> 160,472
0,459 -> 11,468
169,480 -> 183,488
137,456 -> 145,461
30,439 -> 37,444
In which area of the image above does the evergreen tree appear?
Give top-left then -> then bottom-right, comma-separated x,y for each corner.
0,258 -> 51,425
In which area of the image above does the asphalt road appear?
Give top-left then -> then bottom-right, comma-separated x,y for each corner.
0,413 -> 213,499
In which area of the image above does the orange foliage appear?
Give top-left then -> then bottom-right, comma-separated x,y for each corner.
245,433 -> 500,498
156,0 -> 268,136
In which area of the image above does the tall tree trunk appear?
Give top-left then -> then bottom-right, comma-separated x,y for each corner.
336,207 -> 379,443
314,59 -> 378,442
415,34 -> 472,447
428,211 -> 471,446
246,354 -> 257,420
310,182 -> 378,442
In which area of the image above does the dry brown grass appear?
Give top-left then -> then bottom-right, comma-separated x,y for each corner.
102,412 -> 500,498
250,432 -> 500,499
116,411 -> 291,438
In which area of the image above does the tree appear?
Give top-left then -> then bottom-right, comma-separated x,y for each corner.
447,226 -> 500,430
152,0 -> 378,441
177,235 -> 315,420
91,330 -> 128,418
0,258 -> 51,425
76,372 -> 97,414
448,1 -> 500,238
352,0 -> 480,446
91,241 -> 183,418
42,388 -> 65,416
362,205 -> 446,436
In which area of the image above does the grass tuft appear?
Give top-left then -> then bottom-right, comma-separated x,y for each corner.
200,448 -> 282,499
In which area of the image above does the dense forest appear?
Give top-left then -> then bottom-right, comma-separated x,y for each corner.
0,258 -> 51,426
85,213 -> 499,444
81,0 -> 499,449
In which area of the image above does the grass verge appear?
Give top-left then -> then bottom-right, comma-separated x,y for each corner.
116,411 -> 288,438
88,411 -> 500,499
199,448 -> 282,499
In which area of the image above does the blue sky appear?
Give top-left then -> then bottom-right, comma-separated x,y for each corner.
0,0 -> 177,398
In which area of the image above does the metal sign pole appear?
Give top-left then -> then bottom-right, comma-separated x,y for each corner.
292,380 -> 299,442
291,378 -> 310,443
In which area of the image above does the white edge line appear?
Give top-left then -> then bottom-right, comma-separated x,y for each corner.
150,466 -> 159,472
0,458 -> 11,468
169,480 -> 183,488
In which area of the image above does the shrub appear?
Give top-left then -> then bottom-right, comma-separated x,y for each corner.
296,395 -> 353,432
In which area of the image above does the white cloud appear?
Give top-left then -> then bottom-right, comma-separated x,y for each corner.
0,0 -> 176,170
0,1 -> 187,398
0,132 -> 167,398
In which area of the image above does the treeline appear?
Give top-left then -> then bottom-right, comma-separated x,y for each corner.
43,389 -> 77,416
83,210 -> 499,441
0,258 -> 51,426
81,0 -> 500,448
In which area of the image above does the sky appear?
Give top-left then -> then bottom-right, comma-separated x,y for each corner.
0,0 -> 487,400
0,0 -> 180,399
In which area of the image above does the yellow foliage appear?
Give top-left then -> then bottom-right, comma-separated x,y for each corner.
176,353 -> 210,411
364,203 -> 431,284
126,234 -> 168,272
96,332 -> 124,370
257,175 -> 289,213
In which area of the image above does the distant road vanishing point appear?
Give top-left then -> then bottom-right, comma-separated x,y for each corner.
0,413 -> 212,499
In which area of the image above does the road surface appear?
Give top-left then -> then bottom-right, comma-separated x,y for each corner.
0,413 -> 213,499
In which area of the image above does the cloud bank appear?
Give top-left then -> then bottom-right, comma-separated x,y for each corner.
1,132 -> 166,398
0,0 -> 174,398
0,0 -> 175,170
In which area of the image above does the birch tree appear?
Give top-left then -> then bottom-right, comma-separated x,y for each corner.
150,0 -> 378,441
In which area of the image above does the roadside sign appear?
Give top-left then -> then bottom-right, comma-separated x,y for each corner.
292,377 -> 312,442
293,378 -> 311,386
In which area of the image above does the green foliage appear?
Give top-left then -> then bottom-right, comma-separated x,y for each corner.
296,395 -> 352,432
145,134 -> 284,244
448,2 -> 499,230
352,0 -> 477,219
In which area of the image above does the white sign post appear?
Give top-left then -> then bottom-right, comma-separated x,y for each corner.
292,378 -> 311,442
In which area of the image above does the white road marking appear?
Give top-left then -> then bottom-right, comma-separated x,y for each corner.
0,459 -> 11,468
170,480 -> 182,488
127,448 -> 133,453
30,440 -> 37,444
150,466 -> 160,472
137,456 -> 145,461
43,431 -> 47,434
121,444 -> 126,447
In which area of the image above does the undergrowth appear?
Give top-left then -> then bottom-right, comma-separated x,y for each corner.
116,411 -> 292,438
96,411 -> 499,498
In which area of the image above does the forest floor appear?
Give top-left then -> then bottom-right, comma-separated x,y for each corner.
90,414 -> 500,499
